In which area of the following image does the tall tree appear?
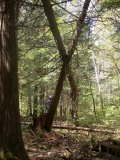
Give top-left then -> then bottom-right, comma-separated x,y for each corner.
42,0 -> 91,131
0,1 -> 29,159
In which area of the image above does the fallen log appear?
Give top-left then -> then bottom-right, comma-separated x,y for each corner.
21,122 -> 120,134
52,125 -> 119,134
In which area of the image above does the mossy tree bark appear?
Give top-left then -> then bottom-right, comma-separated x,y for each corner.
0,0 -> 29,159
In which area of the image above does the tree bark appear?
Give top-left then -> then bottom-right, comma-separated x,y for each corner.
39,83 -> 45,114
44,62 -> 67,131
42,0 -> 91,131
91,51 -> 104,109
27,83 -> 32,116
33,84 -> 38,117
0,1 -> 29,159
88,78 -> 98,122
67,65 -> 79,125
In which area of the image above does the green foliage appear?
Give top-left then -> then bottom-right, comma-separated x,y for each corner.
18,0 -> 120,130
100,0 -> 120,9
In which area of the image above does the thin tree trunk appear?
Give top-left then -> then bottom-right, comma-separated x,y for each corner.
33,84 -> 38,117
28,84 -> 32,116
92,52 -> 104,109
88,78 -> 98,122
60,104 -> 63,118
39,83 -> 45,114
0,1 -> 29,159
20,93 -> 23,113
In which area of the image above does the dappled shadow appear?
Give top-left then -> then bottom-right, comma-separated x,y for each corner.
22,126 -> 120,160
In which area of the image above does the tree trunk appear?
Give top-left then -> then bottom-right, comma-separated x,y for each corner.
42,0 -> 91,131
60,104 -> 63,118
89,78 -> 98,122
44,63 -> 67,131
67,65 -> 79,126
91,52 -> 104,109
33,84 -> 38,117
27,84 -> 32,116
0,0 -> 29,159
39,83 -> 45,114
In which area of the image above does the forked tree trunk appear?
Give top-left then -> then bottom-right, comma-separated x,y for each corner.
0,1 -> 29,159
42,0 -> 91,131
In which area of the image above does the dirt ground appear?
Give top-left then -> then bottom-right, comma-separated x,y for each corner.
22,126 -> 120,160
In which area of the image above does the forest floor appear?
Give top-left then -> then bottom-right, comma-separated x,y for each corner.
22,123 -> 120,160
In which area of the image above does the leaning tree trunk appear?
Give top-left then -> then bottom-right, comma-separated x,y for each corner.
44,63 -> 67,131
42,0 -> 91,131
0,1 -> 29,159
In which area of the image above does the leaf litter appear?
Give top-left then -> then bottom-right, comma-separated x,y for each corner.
23,126 -> 120,160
